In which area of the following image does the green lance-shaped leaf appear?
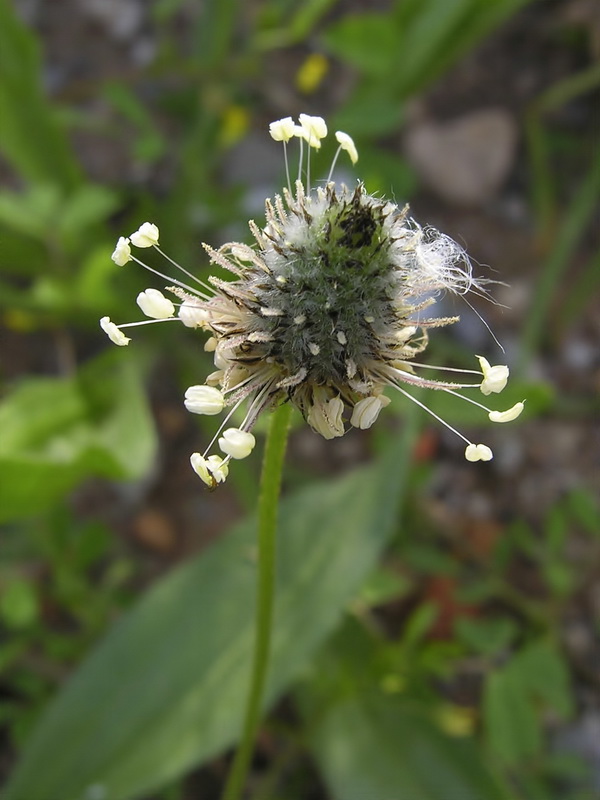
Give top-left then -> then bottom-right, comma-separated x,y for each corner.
0,0 -> 81,188
3,419 -> 417,800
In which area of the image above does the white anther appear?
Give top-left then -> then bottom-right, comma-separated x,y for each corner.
337,330 -> 347,345
190,453 -> 212,486
111,236 -> 131,266
136,288 -> 175,319
179,303 -> 210,328
478,356 -> 509,395
190,453 -> 228,486
489,402 -> 525,423
308,342 -> 320,356
206,455 -> 229,484
184,385 -> 225,415
130,222 -> 159,248
465,443 -> 494,462
335,131 -> 358,164
269,117 -> 295,143
218,428 -> 256,459
350,395 -> 390,430
100,316 -> 130,346
298,114 -> 327,148
205,370 -> 224,386
307,395 -> 345,440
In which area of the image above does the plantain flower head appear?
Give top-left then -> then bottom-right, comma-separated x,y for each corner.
100,114 -> 523,486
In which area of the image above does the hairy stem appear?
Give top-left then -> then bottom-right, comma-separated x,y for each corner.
221,402 -> 292,800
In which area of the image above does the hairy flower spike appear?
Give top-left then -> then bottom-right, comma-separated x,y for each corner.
101,113 -> 519,485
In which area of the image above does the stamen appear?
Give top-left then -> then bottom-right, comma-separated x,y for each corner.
327,145 -> 343,184
118,317 -> 180,329
378,372 -> 472,447
396,360 -> 482,376
387,365 -> 480,391
283,141 -> 291,193
153,245 -> 215,296
297,135 -> 304,184
201,392 -> 250,457
130,255 -> 210,300
461,294 -> 505,353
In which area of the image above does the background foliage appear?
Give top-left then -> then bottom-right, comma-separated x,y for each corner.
1,1 -> 599,798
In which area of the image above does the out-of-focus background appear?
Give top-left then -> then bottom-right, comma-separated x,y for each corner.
0,1 -> 599,799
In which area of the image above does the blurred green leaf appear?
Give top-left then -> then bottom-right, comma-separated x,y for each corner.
103,84 -> 165,165
515,640 -> 573,719
567,489 -> 600,537
0,184 -> 62,241
331,81 -> 405,137
401,602 -> 438,648
323,0 -> 533,137
455,616 -> 517,656
302,623 -> 512,800
0,0 -> 80,188
0,352 -> 157,522
484,665 -> 541,765
484,640 -> 573,765
0,184 -> 119,254
3,421 -> 417,800
74,246 -> 123,315
321,13 -> 398,76
311,694 -> 513,800
58,185 -> 120,246
357,565 -> 412,609
0,578 -> 39,629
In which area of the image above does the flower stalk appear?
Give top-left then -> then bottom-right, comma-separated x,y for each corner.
221,401 -> 292,800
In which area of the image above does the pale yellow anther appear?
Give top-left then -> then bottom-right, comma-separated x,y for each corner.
206,455 -> 229,484
184,385 -> 225,415
350,395 -> 391,430
298,114 -> 327,148
218,428 -> 256,459
190,453 -> 229,486
111,236 -> 131,266
307,394 -> 345,439
489,402 -> 524,423
100,316 -> 130,347
478,356 -> 509,395
465,443 -> 494,462
130,222 -> 160,248
136,288 -> 175,319
335,131 -> 358,164
269,117 -> 295,143
178,303 -> 210,329
190,453 -> 212,486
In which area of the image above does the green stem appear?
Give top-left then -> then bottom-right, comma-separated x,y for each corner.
221,402 -> 292,800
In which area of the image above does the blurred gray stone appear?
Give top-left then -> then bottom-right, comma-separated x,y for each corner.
404,109 -> 518,206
